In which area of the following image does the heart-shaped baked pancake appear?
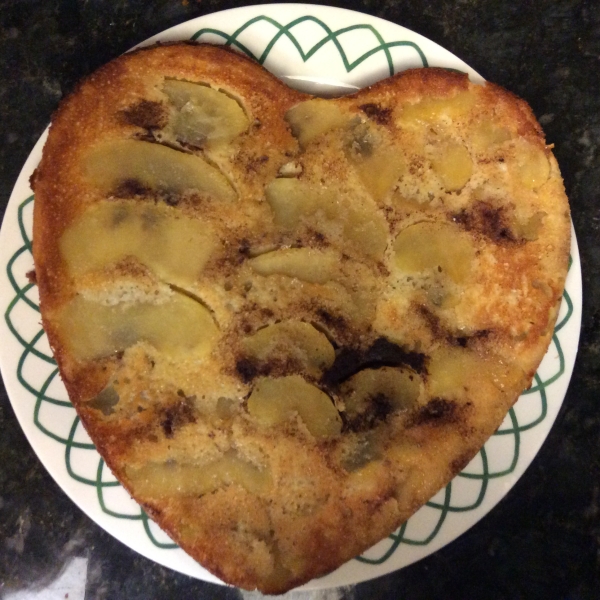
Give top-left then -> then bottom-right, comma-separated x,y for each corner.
31,43 -> 570,593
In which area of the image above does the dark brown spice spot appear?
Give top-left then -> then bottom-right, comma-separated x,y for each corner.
368,338 -> 426,373
452,329 -> 490,348
133,131 -> 156,143
26,269 -> 37,284
162,193 -> 180,207
160,395 -> 197,438
238,239 -> 251,257
452,201 -> 518,243
322,337 -> 426,388
345,393 -> 395,432
311,230 -> 327,246
113,179 -> 152,198
417,305 -> 445,338
410,398 -> 458,427
236,358 -> 258,383
122,100 -> 167,130
359,103 -> 392,125
246,155 -> 269,173
316,309 -> 348,334
112,180 -> 184,207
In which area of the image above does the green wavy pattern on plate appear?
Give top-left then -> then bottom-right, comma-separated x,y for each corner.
4,191 -> 574,561
191,15 -> 428,74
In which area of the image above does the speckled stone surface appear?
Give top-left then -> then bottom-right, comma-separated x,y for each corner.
1,1 -> 598,598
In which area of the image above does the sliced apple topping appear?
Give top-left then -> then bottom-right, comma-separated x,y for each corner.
428,346 -> 526,400
265,178 -> 388,260
344,460 -> 391,497
353,149 -> 407,201
285,99 -> 350,148
60,200 -> 215,284
339,434 -> 381,471
242,321 -> 335,377
264,178 -> 315,229
512,138 -> 551,189
87,384 -> 120,416
215,397 -> 238,420
58,292 -> 218,361
471,121 -> 511,151
162,79 -> 249,146
513,211 -> 546,241
249,247 -> 339,284
343,122 -> 407,201
393,221 -> 475,284
341,367 -> 421,430
431,140 -> 473,191
426,283 -> 460,309
126,451 -> 271,498
83,139 -> 236,201
398,91 -> 476,125
427,347 -> 477,399
247,376 -> 342,439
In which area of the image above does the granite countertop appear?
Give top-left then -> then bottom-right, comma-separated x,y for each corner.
1,1 -> 598,598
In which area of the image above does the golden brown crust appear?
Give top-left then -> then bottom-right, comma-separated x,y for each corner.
32,44 -> 570,593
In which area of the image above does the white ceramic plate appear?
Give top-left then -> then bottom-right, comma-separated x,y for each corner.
0,4 -> 582,590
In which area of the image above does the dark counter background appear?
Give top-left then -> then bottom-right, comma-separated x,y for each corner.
1,1 -> 599,598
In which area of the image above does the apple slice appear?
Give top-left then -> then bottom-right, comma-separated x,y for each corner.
163,79 -> 249,146
84,139 -> 236,201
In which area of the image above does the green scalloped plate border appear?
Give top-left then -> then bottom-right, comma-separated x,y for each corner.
0,5 -> 582,591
